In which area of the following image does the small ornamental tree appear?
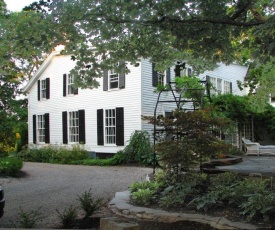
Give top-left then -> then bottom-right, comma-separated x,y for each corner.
144,108 -> 232,171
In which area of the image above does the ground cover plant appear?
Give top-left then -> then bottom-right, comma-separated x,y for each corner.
129,170 -> 275,228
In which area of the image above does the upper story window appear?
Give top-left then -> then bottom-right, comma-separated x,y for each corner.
152,63 -> 170,87
38,78 -> 50,101
157,72 -> 166,86
63,74 -> 78,96
103,62 -> 126,91
41,80 -> 47,99
180,68 -> 192,77
37,115 -> 45,143
109,70 -> 119,89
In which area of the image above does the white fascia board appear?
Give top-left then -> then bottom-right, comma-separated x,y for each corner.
23,50 -> 61,93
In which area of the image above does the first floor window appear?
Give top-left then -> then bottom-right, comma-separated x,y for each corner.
97,107 -> 124,146
224,81 -> 231,94
62,110 -> 85,144
69,111 -> 79,142
105,109 -> 116,144
209,77 -> 216,94
37,115 -> 45,142
33,113 -> 50,144
217,78 -> 222,94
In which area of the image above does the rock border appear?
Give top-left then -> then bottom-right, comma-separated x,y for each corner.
109,191 -> 257,230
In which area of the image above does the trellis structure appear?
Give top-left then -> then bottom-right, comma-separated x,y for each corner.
152,79 -> 211,173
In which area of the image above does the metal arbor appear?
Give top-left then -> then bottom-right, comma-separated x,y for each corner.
152,79 -> 211,173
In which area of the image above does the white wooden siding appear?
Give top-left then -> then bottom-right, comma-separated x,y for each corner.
198,63 -> 249,96
27,55 -> 142,153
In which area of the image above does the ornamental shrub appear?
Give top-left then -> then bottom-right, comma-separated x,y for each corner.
0,157 -> 23,176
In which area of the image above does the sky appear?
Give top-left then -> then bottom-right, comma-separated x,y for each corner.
5,0 -> 36,12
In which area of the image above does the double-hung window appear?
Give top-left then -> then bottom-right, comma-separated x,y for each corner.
41,79 -> 47,99
33,113 -> 50,144
152,63 -> 170,87
224,81 -> 231,94
105,109 -> 116,144
68,74 -> 75,95
217,78 -> 222,94
157,72 -> 165,86
103,62 -> 126,91
97,107 -> 124,146
38,78 -> 50,100
62,110 -> 85,144
109,70 -> 119,89
63,74 -> 78,96
37,115 -> 45,142
69,111 -> 79,143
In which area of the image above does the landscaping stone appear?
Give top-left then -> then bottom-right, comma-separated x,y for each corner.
109,191 -> 257,230
100,217 -> 140,230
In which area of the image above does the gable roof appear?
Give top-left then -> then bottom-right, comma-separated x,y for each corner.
23,47 -> 64,93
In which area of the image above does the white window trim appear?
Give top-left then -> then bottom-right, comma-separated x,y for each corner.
41,79 -> 47,99
104,108 -> 116,146
157,71 -> 166,86
68,111 -> 79,143
67,74 -> 75,96
108,69 -> 119,90
37,114 -> 45,143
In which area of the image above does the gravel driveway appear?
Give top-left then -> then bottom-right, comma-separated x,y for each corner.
0,162 -> 152,228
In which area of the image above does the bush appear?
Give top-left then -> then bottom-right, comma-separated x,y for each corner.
56,205 -> 78,228
0,157 -> 23,176
77,189 -> 103,218
123,131 -> 154,165
18,144 -> 89,164
11,207 -> 42,228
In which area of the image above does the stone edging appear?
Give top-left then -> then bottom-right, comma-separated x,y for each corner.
109,191 -> 257,230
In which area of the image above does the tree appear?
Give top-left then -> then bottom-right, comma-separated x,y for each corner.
38,0 -> 275,95
0,1 -> 63,153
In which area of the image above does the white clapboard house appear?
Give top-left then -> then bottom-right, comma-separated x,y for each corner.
23,47 -> 249,156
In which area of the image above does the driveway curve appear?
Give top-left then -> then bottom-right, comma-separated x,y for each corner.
0,162 -> 152,228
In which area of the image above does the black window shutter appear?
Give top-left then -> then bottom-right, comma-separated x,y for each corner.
97,109 -> 104,145
206,75 -> 211,96
116,107 -> 124,146
46,78 -> 50,99
45,113 -> 50,144
230,82 -> 233,93
119,61 -> 125,89
63,74 -> 67,97
33,115 -> 37,144
62,111 -> 68,144
74,86 -> 78,95
103,70 -> 108,91
37,80 -> 40,101
152,63 -> 158,87
78,109 -> 85,144
166,68 -> 171,84
187,68 -> 192,76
